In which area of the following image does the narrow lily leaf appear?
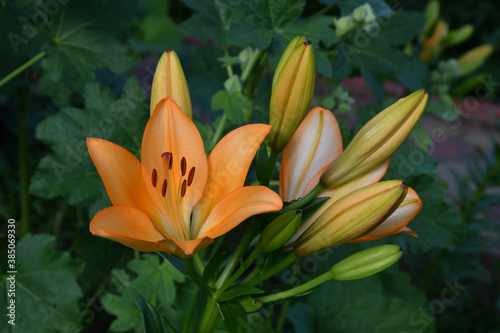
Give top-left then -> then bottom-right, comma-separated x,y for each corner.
220,302 -> 248,332
157,252 -> 188,275
135,291 -> 170,333
233,295 -> 263,313
282,197 -> 330,221
202,253 -> 226,287
218,285 -> 265,302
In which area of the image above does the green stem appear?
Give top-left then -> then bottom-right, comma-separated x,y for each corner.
211,112 -> 228,147
224,50 -> 233,77
281,183 -> 325,213
275,300 -> 291,333
184,258 -> 212,296
257,271 -> 332,303
260,150 -> 280,186
80,277 -> 110,319
246,252 -> 298,286
214,222 -> 260,289
337,22 -> 358,37
18,86 -> 29,235
0,51 -> 46,88
240,49 -> 261,83
193,253 -> 205,275
197,297 -> 220,333
214,248 -> 261,299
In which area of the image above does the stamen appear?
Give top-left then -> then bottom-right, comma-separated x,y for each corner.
181,157 -> 187,176
187,167 -> 195,186
161,179 -> 167,197
181,179 -> 187,197
151,169 -> 158,187
169,154 -> 173,169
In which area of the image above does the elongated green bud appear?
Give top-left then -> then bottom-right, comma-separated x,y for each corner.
294,181 -> 408,257
272,36 -> 306,89
258,210 -> 302,253
150,50 -> 192,118
330,244 -> 403,281
269,39 -> 315,152
320,90 -> 428,189
442,24 -> 473,47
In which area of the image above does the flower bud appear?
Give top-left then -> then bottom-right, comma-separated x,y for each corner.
457,44 -> 493,75
258,210 -> 302,253
269,39 -> 315,152
272,36 -> 306,89
294,180 -> 408,257
442,24 -> 473,47
150,50 -> 192,118
330,244 -> 403,281
320,90 -> 428,189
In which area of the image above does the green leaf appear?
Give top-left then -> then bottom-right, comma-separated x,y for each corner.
29,78 -> 148,210
408,176 -> 465,252
218,285 -> 265,302
211,90 -> 252,125
136,292 -> 171,333
219,301 -> 248,332
102,254 -> 187,332
377,11 -> 426,45
307,271 -> 435,332
225,0 -> 306,49
34,0 -> 140,104
0,234 -> 84,333
202,253 -> 226,287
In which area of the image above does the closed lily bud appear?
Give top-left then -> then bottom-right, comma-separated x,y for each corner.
294,180 -> 408,257
272,36 -> 306,89
320,90 -> 428,189
150,50 -> 192,118
457,44 -> 493,75
330,244 -> 403,281
258,210 -> 302,253
269,39 -> 315,152
442,24 -> 473,47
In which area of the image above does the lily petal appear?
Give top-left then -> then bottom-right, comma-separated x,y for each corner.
280,107 -> 342,202
87,138 -> 166,229
285,159 -> 390,247
196,186 -> 283,239
90,206 -> 164,252
156,237 -> 214,257
191,124 -> 271,237
141,98 -> 208,238
351,187 -> 422,242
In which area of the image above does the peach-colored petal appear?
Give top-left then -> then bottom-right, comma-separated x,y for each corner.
141,98 -> 208,240
196,186 -> 283,239
191,124 -> 271,237
156,237 -> 214,257
87,138 -> 169,233
90,206 -> 165,252
280,107 -> 342,202
350,187 -> 422,242
285,159 -> 390,248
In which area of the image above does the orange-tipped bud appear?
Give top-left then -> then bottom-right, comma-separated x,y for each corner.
330,244 -> 403,281
320,90 -> 428,189
457,44 -> 494,75
293,180 -> 408,257
150,50 -> 192,118
269,38 -> 315,152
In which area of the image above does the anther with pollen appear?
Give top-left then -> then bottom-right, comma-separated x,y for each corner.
151,169 -> 158,187
181,157 -> 187,176
187,167 -> 195,186
161,179 -> 168,197
181,180 -> 187,197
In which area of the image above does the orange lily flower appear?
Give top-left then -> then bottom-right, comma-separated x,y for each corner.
87,98 -> 283,257
280,107 -> 421,249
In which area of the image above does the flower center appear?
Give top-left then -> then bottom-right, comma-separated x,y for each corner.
148,152 -> 196,240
